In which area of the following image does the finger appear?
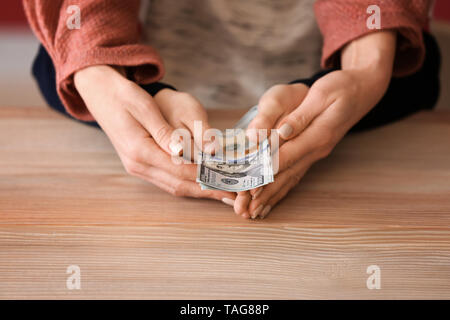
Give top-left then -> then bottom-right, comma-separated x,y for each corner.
179,137 -> 197,163
259,158 -> 312,219
134,164 -> 236,201
259,171 -> 304,219
276,83 -> 331,140
179,103 -> 213,152
133,167 -> 182,195
234,191 -> 251,219
246,105 -> 282,143
248,151 -> 317,218
173,127 -> 198,163
249,187 -> 263,200
247,84 -> 309,142
133,136 -> 198,181
126,88 -> 180,155
276,120 -> 332,173
247,169 -> 293,218
108,111 -> 196,181
245,86 -> 288,142
168,121 -> 204,163
154,90 -> 212,153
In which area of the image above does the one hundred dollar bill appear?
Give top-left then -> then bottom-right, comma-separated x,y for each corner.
196,105 -> 275,192
197,138 -> 274,192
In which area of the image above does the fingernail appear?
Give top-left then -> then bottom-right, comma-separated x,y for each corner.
260,205 -> 271,219
242,212 -> 250,219
251,205 -> 264,219
252,188 -> 263,200
222,198 -> 235,207
169,141 -> 183,156
278,123 -> 293,139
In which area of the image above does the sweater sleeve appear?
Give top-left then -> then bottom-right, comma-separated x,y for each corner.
314,0 -> 433,77
23,0 -> 165,121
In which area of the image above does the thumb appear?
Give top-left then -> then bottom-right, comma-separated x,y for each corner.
135,98 -> 181,156
246,85 -> 291,142
247,83 -> 309,142
118,81 -> 182,155
276,85 -> 329,140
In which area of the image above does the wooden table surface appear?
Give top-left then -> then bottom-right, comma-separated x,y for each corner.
0,106 -> 449,299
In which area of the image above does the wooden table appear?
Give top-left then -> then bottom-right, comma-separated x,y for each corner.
1,106 -> 449,299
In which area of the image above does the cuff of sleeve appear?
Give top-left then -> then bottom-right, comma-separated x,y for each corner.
289,68 -> 339,87
140,82 -> 177,96
56,44 -> 165,121
315,2 -> 427,78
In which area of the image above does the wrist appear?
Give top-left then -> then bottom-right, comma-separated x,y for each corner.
74,65 -> 126,93
341,31 -> 396,84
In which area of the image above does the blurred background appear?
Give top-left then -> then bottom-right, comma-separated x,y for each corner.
0,1 -> 449,109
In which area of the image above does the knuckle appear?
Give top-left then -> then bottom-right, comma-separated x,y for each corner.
318,145 -> 333,159
317,129 -> 334,148
310,83 -> 328,102
153,125 -> 172,144
175,164 -> 192,180
175,92 -> 195,102
310,81 -> 326,96
204,190 -> 219,200
172,165 -> 183,177
252,116 -> 271,129
284,156 -> 297,170
290,112 -> 309,129
118,78 -> 138,95
339,70 -> 356,85
130,90 -> 154,112
284,165 -> 294,178
125,143 -> 141,163
189,102 -> 207,117
271,84 -> 289,92
134,101 -> 155,120
124,160 -> 141,176
259,93 -> 281,109
172,182 -> 187,197
291,170 -> 303,185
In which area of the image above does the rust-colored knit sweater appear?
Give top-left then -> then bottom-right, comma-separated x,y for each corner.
23,0 -> 432,121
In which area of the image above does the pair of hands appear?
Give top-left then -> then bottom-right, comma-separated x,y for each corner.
74,31 -> 396,219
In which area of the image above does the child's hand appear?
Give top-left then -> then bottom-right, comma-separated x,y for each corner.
235,31 -> 397,219
74,65 -> 236,202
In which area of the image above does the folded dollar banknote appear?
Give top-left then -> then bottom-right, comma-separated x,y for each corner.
196,106 -> 275,192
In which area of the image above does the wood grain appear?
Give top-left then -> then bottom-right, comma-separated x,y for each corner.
0,106 -> 449,299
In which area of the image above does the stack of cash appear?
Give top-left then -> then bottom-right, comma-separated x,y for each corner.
196,106 -> 274,192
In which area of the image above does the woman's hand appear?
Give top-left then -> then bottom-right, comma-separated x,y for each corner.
74,65 -> 236,203
232,83 -> 310,219
235,30 -> 397,219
